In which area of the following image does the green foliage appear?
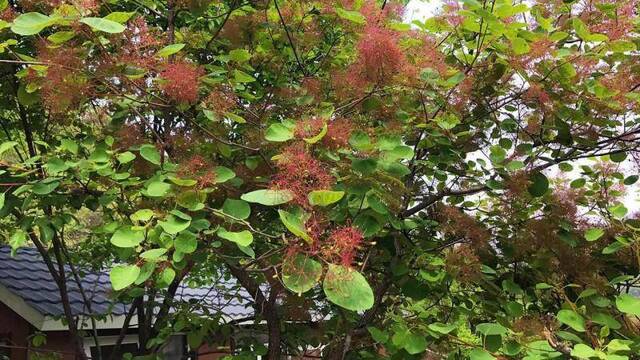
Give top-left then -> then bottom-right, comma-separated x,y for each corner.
79,17 -> 126,33
557,309 -> 586,332
323,264 -> 374,311
265,123 -> 294,142
156,43 -> 186,58
278,210 -> 312,243
217,228 -> 253,247
241,189 -> 293,206
110,227 -> 145,248
282,254 -> 323,294
222,199 -> 251,220
139,144 -> 161,165
110,265 -> 141,291
1,0 -> 640,358
11,12 -> 58,35
307,190 -> 344,206
616,294 -> 640,316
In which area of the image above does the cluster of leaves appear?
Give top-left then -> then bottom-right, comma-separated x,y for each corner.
1,0 -> 640,358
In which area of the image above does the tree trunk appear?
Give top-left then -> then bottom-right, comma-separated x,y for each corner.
227,264 -> 282,359
265,289 -> 282,360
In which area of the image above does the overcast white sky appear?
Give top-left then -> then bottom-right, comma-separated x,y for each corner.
405,0 -> 441,21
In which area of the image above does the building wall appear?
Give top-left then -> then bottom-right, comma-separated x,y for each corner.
38,331 -> 81,360
0,304 -> 312,360
0,301 -> 31,359
0,302 -> 82,360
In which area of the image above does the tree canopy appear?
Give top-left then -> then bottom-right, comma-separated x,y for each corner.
0,0 -> 640,358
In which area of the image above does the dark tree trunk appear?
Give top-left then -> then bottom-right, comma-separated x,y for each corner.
227,264 -> 282,360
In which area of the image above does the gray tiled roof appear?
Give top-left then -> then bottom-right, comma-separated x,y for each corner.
0,247 -> 125,317
0,247 -> 254,320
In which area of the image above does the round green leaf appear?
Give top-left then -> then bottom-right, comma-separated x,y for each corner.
591,312 -> 621,330
11,12 -> 55,35
168,176 -> 197,187
610,152 -> 627,163
240,189 -> 293,206
214,166 -> 235,183
282,254 -> 323,294
45,158 -> 69,174
158,215 -> 191,235
169,211 -> 192,221
506,160 -> 525,171
222,199 -> 251,220
135,263 -> 155,285
511,37 -> 530,55
323,264 -> 374,311
0,141 -> 18,157
32,180 -> 60,195
616,294 -> 640,316
609,203 -> 628,220
352,158 -> 377,175
139,144 -> 161,165
224,112 -> 246,124
571,344 -> 596,359
350,131 -> 372,151
131,209 -> 154,222
233,69 -> 255,83
335,8 -> 366,24
229,48 -> 251,63
308,190 -> 345,207
624,175 -> 639,185
174,231 -> 198,254
528,172 -> 549,197
607,339 -> 632,353
265,123 -> 293,142
171,209 -> 191,221
160,267 -> 176,285
278,210 -> 312,243
354,214 -> 382,238
404,333 -> 427,355
584,228 -> 604,242
104,11 -> 135,23
176,190 -> 206,210
110,227 -> 145,248
80,17 -> 126,33
557,309 -> 586,332
385,145 -> 414,161
217,228 -> 253,247
110,265 -> 140,291
428,322 -> 457,335
117,151 -> 136,164
156,43 -> 185,57
559,163 -> 573,172
9,230 -> 27,252
502,341 -> 523,356
476,323 -> 509,336
140,248 -> 168,260
469,349 -> 496,360
146,181 -> 171,197
367,327 -> 389,343
570,178 -> 586,188
489,145 -> 507,164
487,334 -> 505,351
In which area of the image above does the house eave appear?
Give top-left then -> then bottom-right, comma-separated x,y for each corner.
0,281 -> 140,332
40,314 -> 139,332
0,281 -> 45,329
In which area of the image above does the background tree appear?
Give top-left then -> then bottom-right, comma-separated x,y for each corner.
0,0 -> 639,359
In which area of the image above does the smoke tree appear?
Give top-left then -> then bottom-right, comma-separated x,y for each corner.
0,0 -> 640,358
